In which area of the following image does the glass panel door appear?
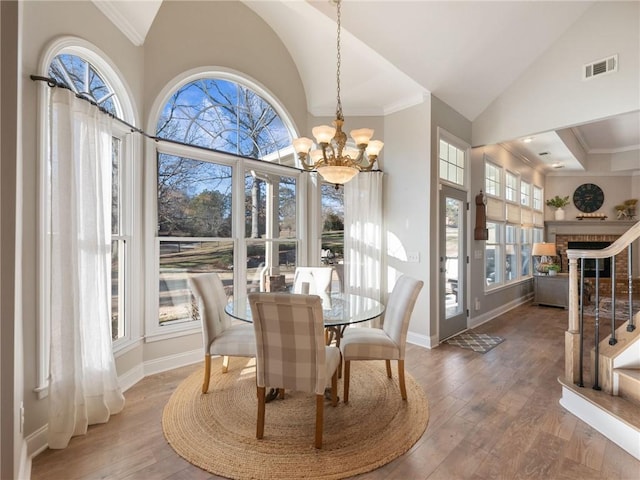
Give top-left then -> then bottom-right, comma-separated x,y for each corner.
440,185 -> 467,340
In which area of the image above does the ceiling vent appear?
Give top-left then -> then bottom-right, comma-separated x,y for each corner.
583,54 -> 617,80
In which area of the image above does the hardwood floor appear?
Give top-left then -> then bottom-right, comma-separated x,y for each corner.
31,303 -> 640,479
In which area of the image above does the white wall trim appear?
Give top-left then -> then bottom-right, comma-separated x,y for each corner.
408,331 -> 436,349
23,425 -> 48,479
469,294 -> 534,330
560,384 -> 640,460
118,364 -> 145,393
143,348 -> 202,377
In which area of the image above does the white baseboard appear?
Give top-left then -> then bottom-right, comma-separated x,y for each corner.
118,363 -> 145,393
407,331 -> 435,349
469,294 -> 533,329
560,385 -> 640,460
143,348 -> 201,377
22,425 -> 48,479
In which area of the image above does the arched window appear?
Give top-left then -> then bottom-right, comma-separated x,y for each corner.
156,78 -> 292,162
150,74 -> 302,333
48,53 -> 120,115
37,40 -> 136,397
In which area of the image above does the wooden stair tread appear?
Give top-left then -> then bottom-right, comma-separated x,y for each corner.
615,367 -> 640,381
598,321 -> 640,357
558,376 -> 640,431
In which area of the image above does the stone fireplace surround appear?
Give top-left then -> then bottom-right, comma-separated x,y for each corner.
546,220 -> 639,298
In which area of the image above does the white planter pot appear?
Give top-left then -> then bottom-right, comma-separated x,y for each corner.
554,208 -> 565,220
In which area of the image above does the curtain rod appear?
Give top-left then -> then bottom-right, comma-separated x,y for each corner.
29,74 -> 307,173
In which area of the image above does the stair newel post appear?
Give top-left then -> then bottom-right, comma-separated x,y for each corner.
593,258 -> 601,391
628,244 -> 635,332
609,256 -> 617,346
567,255 -> 582,384
578,259 -> 585,387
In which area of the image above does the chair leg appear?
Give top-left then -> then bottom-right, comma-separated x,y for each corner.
278,388 -> 285,400
315,393 -> 324,449
331,370 -> 338,406
257,386 -> 266,439
398,359 -> 407,400
385,359 -> 392,378
202,354 -> 211,394
343,360 -> 350,403
222,355 -> 230,373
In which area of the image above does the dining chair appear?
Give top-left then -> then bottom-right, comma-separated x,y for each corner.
340,275 -> 424,403
189,272 -> 255,394
248,292 -> 341,449
292,266 -> 334,296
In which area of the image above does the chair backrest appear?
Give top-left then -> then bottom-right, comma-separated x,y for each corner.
382,275 -> 424,358
189,273 -> 232,352
293,267 -> 333,295
249,293 -> 327,395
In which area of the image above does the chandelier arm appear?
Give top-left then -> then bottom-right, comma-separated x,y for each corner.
358,157 -> 377,172
297,153 -> 316,172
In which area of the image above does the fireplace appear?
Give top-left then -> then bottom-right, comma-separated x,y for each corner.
567,241 -> 612,278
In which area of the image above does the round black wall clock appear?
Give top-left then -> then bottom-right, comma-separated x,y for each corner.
573,183 -> 604,213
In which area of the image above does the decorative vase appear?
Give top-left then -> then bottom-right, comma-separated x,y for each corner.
554,208 -> 565,221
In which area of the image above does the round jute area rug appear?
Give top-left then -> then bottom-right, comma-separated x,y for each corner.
162,357 -> 429,480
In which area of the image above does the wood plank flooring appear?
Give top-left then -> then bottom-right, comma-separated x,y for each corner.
31,303 -> 640,479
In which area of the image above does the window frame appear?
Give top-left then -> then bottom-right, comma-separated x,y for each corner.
144,75 -> 305,340
438,128 -> 468,188
484,160 -> 502,198
505,170 -> 518,204
36,37 -> 139,398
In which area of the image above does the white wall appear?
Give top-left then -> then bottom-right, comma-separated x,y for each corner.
473,1 -> 640,146
383,98 -> 431,341
545,174 -> 634,222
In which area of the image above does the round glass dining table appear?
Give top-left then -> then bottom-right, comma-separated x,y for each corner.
225,291 -> 385,345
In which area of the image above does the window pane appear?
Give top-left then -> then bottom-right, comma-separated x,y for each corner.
246,241 -> 297,293
49,54 -> 118,115
321,183 -> 344,266
111,239 -> 124,340
159,240 -> 234,325
155,78 -> 291,162
112,138 -> 120,235
245,172 -> 297,239
157,154 -> 232,237
439,139 -> 465,186
505,244 -> 517,281
486,245 -> 500,285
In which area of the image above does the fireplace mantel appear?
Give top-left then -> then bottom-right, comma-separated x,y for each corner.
546,220 -> 636,240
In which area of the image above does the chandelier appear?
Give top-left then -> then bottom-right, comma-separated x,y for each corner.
292,0 -> 383,185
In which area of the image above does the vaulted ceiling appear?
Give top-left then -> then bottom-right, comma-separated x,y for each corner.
91,0 -> 639,172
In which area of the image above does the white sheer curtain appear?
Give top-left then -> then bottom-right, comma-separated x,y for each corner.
344,171 -> 383,317
47,88 -> 125,449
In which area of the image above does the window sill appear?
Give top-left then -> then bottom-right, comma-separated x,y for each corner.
484,276 -> 533,294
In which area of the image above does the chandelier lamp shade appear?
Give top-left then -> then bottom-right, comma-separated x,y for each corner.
292,0 -> 383,185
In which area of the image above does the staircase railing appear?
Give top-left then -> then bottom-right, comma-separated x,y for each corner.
565,220 -> 640,389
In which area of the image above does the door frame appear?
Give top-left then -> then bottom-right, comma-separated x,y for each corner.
438,183 -> 469,341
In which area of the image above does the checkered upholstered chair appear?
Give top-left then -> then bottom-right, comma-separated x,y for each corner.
248,292 -> 341,449
189,273 -> 255,394
340,275 -> 423,403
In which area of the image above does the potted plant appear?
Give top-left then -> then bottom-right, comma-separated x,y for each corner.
547,264 -> 561,276
546,195 -> 570,220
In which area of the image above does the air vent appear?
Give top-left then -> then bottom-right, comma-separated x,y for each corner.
583,54 -> 618,80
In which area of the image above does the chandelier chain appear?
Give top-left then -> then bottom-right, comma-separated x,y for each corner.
335,0 -> 343,120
